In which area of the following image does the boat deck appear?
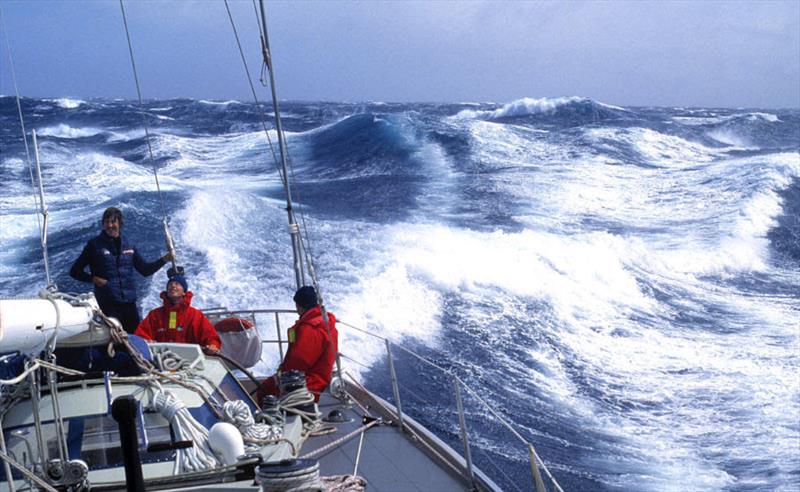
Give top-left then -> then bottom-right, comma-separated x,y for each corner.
306,392 -> 473,491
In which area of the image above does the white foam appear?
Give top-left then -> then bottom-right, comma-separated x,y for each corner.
706,129 -> 756,148
454,96 -> 625,120
673,112 -> 781,126
47,98 -> 84,109
657,152 -> 800,276
588,127 -> 721,165
105,129 -> 147,143
748,112 -> 780,123
198,99 -> 242,106
37,124 -> 103,139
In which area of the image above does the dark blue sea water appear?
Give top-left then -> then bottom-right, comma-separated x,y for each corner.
1,96 -> 799,491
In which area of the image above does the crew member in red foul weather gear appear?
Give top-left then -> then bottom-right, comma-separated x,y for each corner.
256,286 -> 338,403
135,275 -> 221,355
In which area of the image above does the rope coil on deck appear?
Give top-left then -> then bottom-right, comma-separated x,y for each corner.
278,387 -> 321,432
150,389 -> 220,473
222,400 -> 282,450
256,459 -> 323,492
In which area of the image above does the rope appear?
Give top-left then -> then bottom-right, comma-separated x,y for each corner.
278,387 -> 320,432
320,475 -> 367,492
153,348 -> 192,372
221,400 -> 282,451
257,401 -> 283,427
150,389 -> 221,474
41,291 -> 62,355
256,459 -> 323,492
0,361 -> 41,386
300,418 -> 380,460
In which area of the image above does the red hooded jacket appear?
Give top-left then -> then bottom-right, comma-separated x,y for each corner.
257,306 -> 337,402
135,291 -> 221,351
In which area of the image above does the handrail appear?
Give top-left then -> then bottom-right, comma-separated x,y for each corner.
337,318 -> 561,488
217,310 -> 563,491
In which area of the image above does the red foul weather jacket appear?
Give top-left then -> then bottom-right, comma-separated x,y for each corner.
135,291 -> 221,351
257,306 -> 338,402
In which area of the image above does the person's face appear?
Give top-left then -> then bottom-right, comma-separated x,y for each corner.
103,216 -> 121,238
166,281 -> 185,302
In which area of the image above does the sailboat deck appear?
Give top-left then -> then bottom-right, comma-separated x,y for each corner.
305,393 -> 472,491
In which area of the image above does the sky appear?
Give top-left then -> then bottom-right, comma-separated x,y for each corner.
1,0 -> 798,108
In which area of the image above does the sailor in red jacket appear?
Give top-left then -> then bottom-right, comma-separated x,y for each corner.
135,275 -> 221,354
256,286 -> 338,403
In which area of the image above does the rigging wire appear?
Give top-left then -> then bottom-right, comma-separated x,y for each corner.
226,0 -> 307,288
244,0 -> 320,285
224,1 -> 340,382
249,0 -> 342,383
118,0 -> 179,270
0,5 -> 47,279
254,0 -> 305,289
223,0 -> 286,185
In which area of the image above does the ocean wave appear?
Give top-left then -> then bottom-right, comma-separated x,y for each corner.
586,127 -> 721,165
197,99 -> 242,106
302,113 -> 424,179
705,129 -> 757,148
673,111 -> 781,126
37,124 -> 104,139
454,96 -> 629,123
46,98 -> 85,109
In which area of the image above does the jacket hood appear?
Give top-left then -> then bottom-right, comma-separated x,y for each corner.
299,305 -> 336,326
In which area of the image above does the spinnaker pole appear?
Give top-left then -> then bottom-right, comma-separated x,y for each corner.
257,0 -> 304,290
31,130 -> 53,289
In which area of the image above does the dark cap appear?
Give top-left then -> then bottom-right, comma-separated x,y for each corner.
167,274 -> 188,293
293,286 -> 318,310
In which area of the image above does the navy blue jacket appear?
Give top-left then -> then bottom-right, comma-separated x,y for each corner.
69,231 -> 165,307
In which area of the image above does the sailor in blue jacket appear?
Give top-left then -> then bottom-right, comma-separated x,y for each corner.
69,207 -> 173,333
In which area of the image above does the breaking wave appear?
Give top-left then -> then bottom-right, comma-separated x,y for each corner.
1,96 -> 798,492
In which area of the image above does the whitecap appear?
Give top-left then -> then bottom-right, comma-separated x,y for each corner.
47,98 -> 85,109
454,96 -> 626,120
37,124 -> 103,139
197,99 -> 242,106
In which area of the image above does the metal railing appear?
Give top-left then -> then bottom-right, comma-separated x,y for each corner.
207,307 -> 564,492
339,320 -> 564,492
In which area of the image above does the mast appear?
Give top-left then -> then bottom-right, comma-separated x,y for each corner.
258,0 -> 304,290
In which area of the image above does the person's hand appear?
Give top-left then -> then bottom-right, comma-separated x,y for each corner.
92,276 -> 108,287
203,345 -> 220,356
162,251 -> 175,263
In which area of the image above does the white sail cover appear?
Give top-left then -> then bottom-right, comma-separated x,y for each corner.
0,297 -> 96,354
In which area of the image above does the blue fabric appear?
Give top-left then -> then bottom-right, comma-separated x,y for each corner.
69,231 -> 165,307
54,335 -> 152,376
67,417 -> 85,460
166,274 -> 188,293
0,353 -> 25,380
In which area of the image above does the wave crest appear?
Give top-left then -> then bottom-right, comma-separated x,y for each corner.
456,96 -> 629,123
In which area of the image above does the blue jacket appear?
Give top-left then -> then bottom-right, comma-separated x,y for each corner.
69,231 -> 165,307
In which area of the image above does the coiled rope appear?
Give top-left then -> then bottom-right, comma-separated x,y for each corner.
153,348 -> 192,372
150,389 -> 220,474
221,400 -> 282,450
278,387 -> 321,433
256,459 -> 323,492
